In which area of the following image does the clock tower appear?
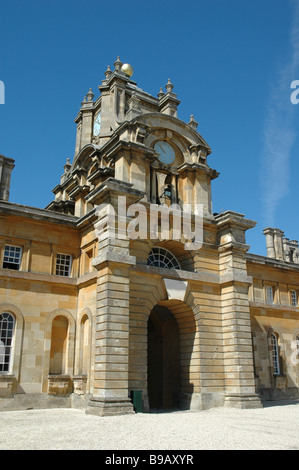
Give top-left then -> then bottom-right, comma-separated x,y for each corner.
47,56 -> 218,219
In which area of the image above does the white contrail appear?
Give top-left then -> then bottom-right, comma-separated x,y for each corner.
261,0 -> 299,227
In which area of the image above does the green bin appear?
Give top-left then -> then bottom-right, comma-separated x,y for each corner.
131,390 -> 143,413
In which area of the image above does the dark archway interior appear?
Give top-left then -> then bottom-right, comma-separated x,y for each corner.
147,305 -> 180,410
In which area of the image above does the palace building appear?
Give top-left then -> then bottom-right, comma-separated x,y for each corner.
0,58 -> 299,415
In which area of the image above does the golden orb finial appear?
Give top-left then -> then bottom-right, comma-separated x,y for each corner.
121,63 -> 134,77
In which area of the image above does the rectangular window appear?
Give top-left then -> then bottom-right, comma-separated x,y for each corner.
271,334 -> 280,375
266,286 -> 274,304
291,290 -> 297,307
2,245 -> 22,270
83,248 -> 94,274
55,253 -> 72,277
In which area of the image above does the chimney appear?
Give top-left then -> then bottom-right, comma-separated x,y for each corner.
263,227 -> 285,260
0,154 -> 15,202
263,228 -> 276,258
263,227 -> 299,263
273,228 -> 284,261
283,238 -> 299,264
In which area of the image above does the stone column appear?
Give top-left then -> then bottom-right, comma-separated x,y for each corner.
216,211 -> 262,409
78,89 -> 94,150
85,178 -> 144,416
178,163 -> 219,216
86,257 -> 135,416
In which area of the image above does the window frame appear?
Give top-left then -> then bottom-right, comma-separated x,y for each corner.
147,246 -> 181,270
266,285 -> 274,305
2,244 -> 22,271
271,332 -> 280,376
290,289 -> 298,307
0,313 -> 15,374
55,253 -> 73,277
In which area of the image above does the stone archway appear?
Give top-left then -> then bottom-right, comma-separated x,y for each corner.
147,304 -> 180,410
146,299 -> 197,411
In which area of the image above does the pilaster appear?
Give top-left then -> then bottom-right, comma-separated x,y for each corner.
86,178 -> 143,416
216,211 -> 262,408
86,259 -> 135,416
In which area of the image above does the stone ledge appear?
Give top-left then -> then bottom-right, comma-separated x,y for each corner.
0,375 -> 16,398
249,301 -> 299,312
0,268 -> 97,287
0,200 -> 78,226
132,263 -> 220,285
224,392 -> 262,409
48,375 -> 73,396
86,396 -> 135,416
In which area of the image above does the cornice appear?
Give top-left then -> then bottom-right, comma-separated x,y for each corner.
0,201 -> 78,226
246,252 -> 299,272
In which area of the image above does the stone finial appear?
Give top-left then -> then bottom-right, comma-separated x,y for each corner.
105,65 -> 112,79
159,79 -> 180,117
64,158 -> 71,174
114,56 -> 123,71
128,92 -> 139,108
86,88 -> 94,102
165,78 -> 174,93
158,87 -> 164,99
126,92 -> 142,120
188,114 -> 199,130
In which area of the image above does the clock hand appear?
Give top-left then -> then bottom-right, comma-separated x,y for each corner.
160,143 -> 167,153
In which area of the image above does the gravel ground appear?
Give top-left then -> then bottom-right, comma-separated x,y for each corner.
0,401 -> 299,450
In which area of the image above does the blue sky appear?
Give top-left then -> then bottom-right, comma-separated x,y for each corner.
1,0 -> 299,256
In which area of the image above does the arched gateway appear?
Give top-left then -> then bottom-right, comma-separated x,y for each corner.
147,300 -> 197,411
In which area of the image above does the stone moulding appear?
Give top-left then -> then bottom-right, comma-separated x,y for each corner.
0,375 -> 16,398
86,396 -> 135,416
224,393 -> 263,409
47,375 -> 73,396
73,375 -> 88,396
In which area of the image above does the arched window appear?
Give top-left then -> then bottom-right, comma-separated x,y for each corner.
271,333 -> 280,375
49,315 -> 69,375
147,247 -> 181,270
0,313 -> 15,373
79,314 -> 90,375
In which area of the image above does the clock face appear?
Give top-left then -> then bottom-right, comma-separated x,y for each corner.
154,141 -> 175,165
93,112 -> 101,136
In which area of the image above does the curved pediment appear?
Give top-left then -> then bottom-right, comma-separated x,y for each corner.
71,143 -> 101,172
131,112 -> 211,155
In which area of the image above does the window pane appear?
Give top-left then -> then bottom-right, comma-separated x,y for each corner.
291,290 -> 297,307
147,247 -> 181,270
3,245 -> 22,271
271,334 -> 280,375
56,254 -> 72,277
266,286 -> 274,304
0,313 -> 15,373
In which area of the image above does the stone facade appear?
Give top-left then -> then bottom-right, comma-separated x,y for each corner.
0,58 -> 298,414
